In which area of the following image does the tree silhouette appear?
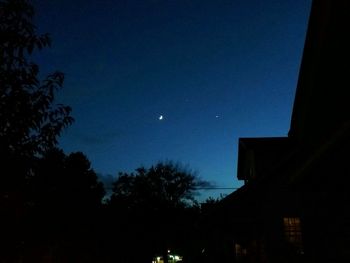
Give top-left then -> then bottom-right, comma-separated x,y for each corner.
0,0 -> 73,188
0,1 -> 73,261
110,162 -> 209,209
108,162 -> 211,263
31,149 -> 105,216
25,148 -> 105,261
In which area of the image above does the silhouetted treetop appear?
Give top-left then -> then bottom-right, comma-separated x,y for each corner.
32,148 -> 105,210
0,2 -> 74,260
110,162 -> 211,209
0,0 -> 73,157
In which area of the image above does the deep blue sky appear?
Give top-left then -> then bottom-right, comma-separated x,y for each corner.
32,0 -> 311,199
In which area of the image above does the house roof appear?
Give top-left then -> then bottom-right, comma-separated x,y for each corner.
237,137 -> 292,181
289,0 -> 350,142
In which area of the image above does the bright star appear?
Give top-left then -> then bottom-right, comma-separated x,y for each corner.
159,115 -> 164,120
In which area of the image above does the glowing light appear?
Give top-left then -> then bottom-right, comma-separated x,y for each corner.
152,252 -> 183,263
159,115 -> 164,120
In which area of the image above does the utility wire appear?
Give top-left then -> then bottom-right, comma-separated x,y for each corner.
104,187 -> 240,190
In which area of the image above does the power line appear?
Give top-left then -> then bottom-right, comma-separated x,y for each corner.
195,187 -> 239,190
104,187 -> 239,190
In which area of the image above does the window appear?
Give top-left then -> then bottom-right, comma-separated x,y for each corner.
235,243 -> 247,261
283,217 -> 303,253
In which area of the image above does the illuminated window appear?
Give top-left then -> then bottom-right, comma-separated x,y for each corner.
235,243 -> 247,260
283,217 -> 303,253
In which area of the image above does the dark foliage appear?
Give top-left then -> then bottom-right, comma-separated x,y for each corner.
31,149 -> 105,215
0,0 -> 73,158
24,149 -> 105,262
110,162 -> 210,209
105,162 -> 212,263
0,1 -> 75,261
0,0 -> 74,199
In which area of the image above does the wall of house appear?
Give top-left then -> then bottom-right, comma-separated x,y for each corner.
289,0 -> 350,145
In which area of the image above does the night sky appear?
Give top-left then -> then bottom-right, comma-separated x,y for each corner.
32,0 -> 311,200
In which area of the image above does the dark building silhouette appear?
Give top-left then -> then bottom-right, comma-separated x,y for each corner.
207,0 -> 350,262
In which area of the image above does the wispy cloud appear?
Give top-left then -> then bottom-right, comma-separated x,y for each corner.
71,130 -> 126,146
